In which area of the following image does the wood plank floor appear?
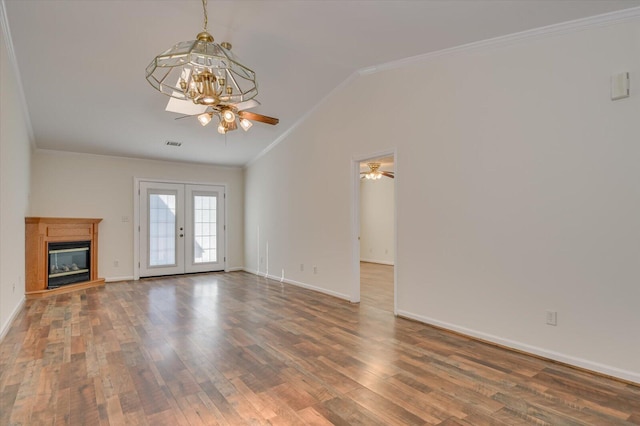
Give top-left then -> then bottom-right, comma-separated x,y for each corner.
360,262 -> 394,313
1,265 -> 639,425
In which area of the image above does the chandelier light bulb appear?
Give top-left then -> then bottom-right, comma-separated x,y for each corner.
217,122 -> 226,134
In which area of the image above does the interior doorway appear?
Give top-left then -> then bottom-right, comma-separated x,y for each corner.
352,151 -> 396,314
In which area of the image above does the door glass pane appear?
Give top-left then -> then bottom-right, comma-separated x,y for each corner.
193,195 -> 216,263
149,193 -> 176,266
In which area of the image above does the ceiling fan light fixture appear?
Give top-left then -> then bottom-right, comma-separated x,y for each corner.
226,118 -> 238,131
222,109 -> 235,123
361,162 -> 393,180
217,122 -> 227,134
239,118 -> 253,131
366,172 -> 382,179
197,112 -> 212,126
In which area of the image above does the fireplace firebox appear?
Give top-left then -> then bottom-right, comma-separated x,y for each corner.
48,241 -> 91,289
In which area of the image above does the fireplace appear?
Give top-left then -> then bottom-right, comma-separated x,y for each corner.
48,241 -> 91,289
26,217 -> 104,298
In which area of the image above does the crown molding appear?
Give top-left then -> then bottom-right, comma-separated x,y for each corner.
0,0 -> 35,147
246,6 -> 640,168
359,6 -> 640,76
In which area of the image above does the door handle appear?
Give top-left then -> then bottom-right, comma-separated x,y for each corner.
180,234 -> 184,237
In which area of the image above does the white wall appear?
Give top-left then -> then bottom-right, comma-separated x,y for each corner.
245,17 -> 640,382
0,20 -> 31,337
360,177 -> 394,264
30,150 -> 244,280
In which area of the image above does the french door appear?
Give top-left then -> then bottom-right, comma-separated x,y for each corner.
139,181 -> 225,277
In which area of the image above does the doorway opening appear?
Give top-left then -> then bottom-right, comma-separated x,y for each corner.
352,150 -> 397,314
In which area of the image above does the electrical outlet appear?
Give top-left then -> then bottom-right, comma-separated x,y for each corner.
121,216 -> 129,222
313,266 -> 318,274
546,310 -> 557,326
300,264 -> 304,272
113,260 -> 119,267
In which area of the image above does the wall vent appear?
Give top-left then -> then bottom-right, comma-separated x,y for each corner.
165,140 -> 182,147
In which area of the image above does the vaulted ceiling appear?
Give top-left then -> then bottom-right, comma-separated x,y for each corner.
4,0 -> 640,166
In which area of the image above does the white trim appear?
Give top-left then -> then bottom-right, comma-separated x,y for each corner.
397,309 -> 640,385
133,177 -> 140,280
359,7 -> 640,76
105,276 -> 134,283
350,158 -> 361,304
360,258 -> 394,266
33,147 -> 244,170
352,149 -> 398,311
0,296 -> 25,343
225,266 -> 244,272
0,0 -> 35,146
243,268 -> 351,301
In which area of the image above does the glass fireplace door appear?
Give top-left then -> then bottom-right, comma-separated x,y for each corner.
48,241 -> 91,288
139,181 -> 225,277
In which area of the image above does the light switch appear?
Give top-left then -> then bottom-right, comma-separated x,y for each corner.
611,72 -> 630,100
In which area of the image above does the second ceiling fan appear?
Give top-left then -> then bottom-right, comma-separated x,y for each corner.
361,162 -> 394,180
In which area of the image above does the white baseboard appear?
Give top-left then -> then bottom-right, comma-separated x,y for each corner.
0,296 -> 26,343
225,266 -> 244,272
243,268 -> 351,301
105,276 -> 134,283
360,258 -> 394,266
396,309 -> 640,385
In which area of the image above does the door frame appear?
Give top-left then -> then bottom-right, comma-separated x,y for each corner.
133,177 -> 228,280
351,148 -> 398,314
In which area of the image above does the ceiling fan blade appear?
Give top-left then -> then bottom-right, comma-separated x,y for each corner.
381,171 -> 395,179
166,98 -> 209,115
233,99 -> 261,110
238,111 -> 279,125
174,114 -> 197,120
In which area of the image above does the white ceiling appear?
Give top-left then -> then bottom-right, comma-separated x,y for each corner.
5,0 -> 640,166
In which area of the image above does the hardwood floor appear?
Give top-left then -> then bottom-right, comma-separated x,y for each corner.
1,268 -> 639,425
360,262 -> 394,313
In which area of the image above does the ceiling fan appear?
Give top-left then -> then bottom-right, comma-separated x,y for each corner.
145,0 -> 279,134
361,162 -> 394,180
171,99 -> 279,134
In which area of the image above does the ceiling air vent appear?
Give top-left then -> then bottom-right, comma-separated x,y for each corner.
165,140 -> 182,147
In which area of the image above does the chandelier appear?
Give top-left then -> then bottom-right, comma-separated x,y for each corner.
145,0 -> 258,108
